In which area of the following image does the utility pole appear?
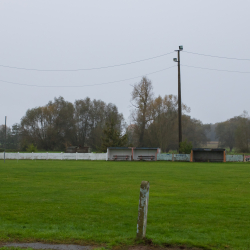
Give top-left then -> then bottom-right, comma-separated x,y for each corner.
173,46 -> 183,152
4,116 -> 7,163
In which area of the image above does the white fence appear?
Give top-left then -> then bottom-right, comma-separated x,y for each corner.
157,153 -> 190,161
0,152 -> 107,161
0,152 -> 247,162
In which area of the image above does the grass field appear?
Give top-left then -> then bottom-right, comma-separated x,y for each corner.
0,160 -> 250,250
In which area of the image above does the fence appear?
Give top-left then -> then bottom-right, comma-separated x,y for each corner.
0,152 -> 248,162
157,153 -> 190,161
157,153 -> 247,162
0,152 -> 107,161
226,155 -> 244,162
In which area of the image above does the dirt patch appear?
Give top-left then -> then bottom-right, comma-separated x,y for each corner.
128,245 -> 204,250
1,242 -> 206,250
1,243 -> 91,250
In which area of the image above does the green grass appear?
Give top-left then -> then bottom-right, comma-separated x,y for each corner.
0,160 -> 250,249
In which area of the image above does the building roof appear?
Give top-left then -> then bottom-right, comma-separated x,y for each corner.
108,147 -> 130,149
107,147 -> 159,150
192,148 -> 225,152
134,147 -> 159,150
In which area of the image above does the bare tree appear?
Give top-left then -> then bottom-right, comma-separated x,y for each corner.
131,77 -> 154,147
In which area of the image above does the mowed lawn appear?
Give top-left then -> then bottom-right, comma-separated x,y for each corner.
0,160 -> 250,249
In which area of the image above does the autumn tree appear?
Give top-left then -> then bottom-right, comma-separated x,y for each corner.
131,77 -> 154,147
143,94 -> 206,151
145,95 -> 178,150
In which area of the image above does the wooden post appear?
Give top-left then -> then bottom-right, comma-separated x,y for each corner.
243,154 -> 245,162
190,150 -> 193,162
223,151 -> 226,162
136,181 -> 150,239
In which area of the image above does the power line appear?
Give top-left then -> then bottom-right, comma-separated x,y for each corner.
2,63 -> 249,88
0,52 -> 174,72
182,64 -> 250,73
0,65 -> 176,88
183,51 -> 250,61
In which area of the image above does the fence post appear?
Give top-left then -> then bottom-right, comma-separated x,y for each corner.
190,150 -> 193,162
136,181 -> 150,239
223,151 -> 226,162
61,152 -> 63,160
46,152 -> 48,160
32,152 -> 34,160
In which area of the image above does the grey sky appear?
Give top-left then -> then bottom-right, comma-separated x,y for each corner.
1,0 -> 250,127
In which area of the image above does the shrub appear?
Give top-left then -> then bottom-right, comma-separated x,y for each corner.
26,144 -> 38,152
179,139 -> 193,154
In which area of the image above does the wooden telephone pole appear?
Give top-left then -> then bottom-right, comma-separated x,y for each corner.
173,46 -> 183,152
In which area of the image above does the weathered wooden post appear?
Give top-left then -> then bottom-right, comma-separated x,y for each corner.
136,181 -> 150,239
190,150 -> 193,162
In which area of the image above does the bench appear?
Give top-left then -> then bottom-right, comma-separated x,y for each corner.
138,155 -> 155,161
112,155 -> 130,161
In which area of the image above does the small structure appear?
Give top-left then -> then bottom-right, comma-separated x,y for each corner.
107,147 -> 133,161
133,147 -> 160,161
190,148 -> 226,162
66,146 -> 90,153
107,147 -> 160,161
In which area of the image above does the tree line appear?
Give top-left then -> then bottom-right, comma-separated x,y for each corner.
211,110 -> 250,152
2,76 -> 247,153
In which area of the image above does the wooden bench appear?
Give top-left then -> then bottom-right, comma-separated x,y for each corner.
112,155 -> 130,161
138,155 -> 155,161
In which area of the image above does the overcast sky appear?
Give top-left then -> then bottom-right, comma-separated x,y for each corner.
1,0 -> 250,127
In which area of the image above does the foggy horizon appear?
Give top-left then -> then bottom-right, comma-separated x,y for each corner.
1,0 -> 250,127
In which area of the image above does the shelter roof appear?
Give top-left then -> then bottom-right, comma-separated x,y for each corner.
192,148 -> 225,152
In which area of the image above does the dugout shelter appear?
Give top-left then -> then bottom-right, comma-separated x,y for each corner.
107,147 -> 160,161
190,148 -> 226,162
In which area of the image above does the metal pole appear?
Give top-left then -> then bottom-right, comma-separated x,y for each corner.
4,116 -> 7,163
177,51 -> 182,152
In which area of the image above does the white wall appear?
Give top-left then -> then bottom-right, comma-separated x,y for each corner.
0,152 -> 107,160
